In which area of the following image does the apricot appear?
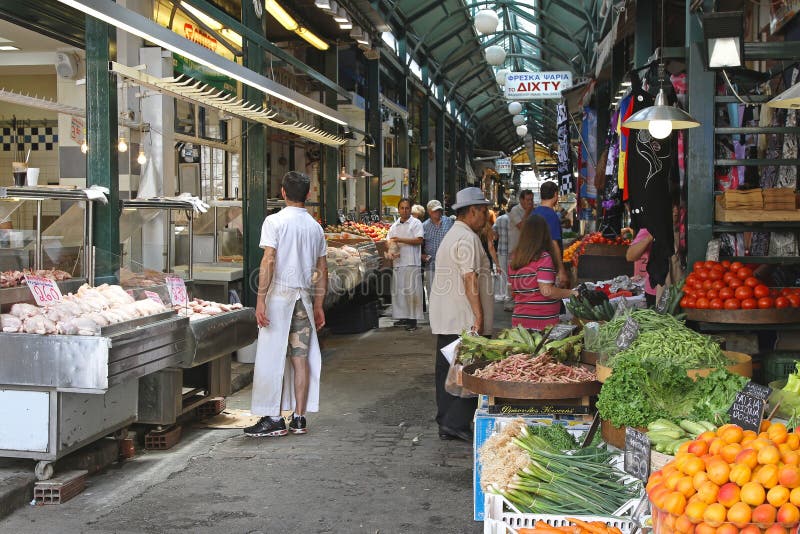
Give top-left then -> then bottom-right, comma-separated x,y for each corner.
709,439 -> 725,456
741,481 -> 767,506
721,426 -> 745,444
769,485 -> 792,507
790,487 -> 800,507
694,472 -> 711,490
757,464 -> 781,489
740,525 -> 762,534
720,444 -> 743,464
686,500 -> 709,523
707,460 -> 732,486
715,523 -> 738,534
727,501 -> 753,527
718,482 -> 742,508
778,502 -> 800,525
694,522 -> 717,534
770,422 -> 790,445
699,431 -> 718,442
759,445 -> 783,465
781,466 -> 800,489
752,438 -> 772,452
784,451 -> 800,467
752,503 -> 778,525
730,463 -> 753,486
766,525 -> 790,534
675,514 -> 696,534
703,503 -> 728,526
678,476 -> 698,498
698,481 -> 721,505
665,491 -> 689,516
667,470 -> 685,490
763,420 -> 774,432
688,440 -> 710,457
684,456 -> 707,477
788,433 -> 800,451
737,449 -> 760,470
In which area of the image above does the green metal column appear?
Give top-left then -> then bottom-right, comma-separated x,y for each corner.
396,33 -> 410,176
686,0 -> 715,266
85,16 -> 119,284
241,1 -> 267,306
322,48 -> 339,225
367,57 -> 382,211
435,83 -> 445,204
448,109 -> 457,202
420,63 -> 430,203
633,0 -> 654,68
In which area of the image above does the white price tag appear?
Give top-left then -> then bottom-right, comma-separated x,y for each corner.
144,290 -> 164,306
165,277 -> 188,306
24,275 -> 63,306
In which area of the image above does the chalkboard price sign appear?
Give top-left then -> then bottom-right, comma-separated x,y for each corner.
742,381 -> 772,401
616,316 -> 640,350
656,289 -> 670,314
727,391 -> 766,433
624,427 -> 651,483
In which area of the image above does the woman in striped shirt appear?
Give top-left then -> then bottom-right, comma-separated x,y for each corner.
508,215 -> 578,330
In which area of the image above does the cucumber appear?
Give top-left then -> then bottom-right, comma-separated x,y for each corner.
648,419 -> 683,433
647,430 -> 683,441
679,420 -> 709,437
668,439 -> 688,455
698,420 -> 717,432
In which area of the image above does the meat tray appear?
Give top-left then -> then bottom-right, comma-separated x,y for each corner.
460,361 -> 601,400
0,312 -> 188,393
0,279 -> 85,311
180,307 -> 257,367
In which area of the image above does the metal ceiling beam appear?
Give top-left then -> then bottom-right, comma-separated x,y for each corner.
427,21 -> 472,52
405,0 -> 445,24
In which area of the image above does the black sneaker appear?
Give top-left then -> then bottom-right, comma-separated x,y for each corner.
289,415 -> 307,434
244,417 -> 288,437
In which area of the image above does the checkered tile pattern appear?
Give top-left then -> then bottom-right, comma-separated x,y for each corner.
0,127 -> 58,151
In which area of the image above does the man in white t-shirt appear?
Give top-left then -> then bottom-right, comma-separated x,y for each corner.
387,198 -> 424,331
504,190 -> 534,310
246,171 -> 328,438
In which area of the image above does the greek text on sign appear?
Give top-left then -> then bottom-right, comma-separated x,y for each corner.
24,275 -> 63,306
496,158 -> 512,174
505,71 -> 573,100
165,277 -> 188,307
144,290 -> 164,306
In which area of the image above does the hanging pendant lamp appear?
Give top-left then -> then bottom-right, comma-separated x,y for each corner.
508,102 -> 522,115
474,9 -> 499,35
484,45 -> 507,66
621,0 -> 700,139
512,115 -> 526,126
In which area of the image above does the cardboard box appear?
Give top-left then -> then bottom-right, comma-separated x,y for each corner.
473,407 -> 594,521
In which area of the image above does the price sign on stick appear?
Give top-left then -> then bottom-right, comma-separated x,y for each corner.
624,427 -> 651,483
728,391 -> 766,433
165,277 -> 188,307
742,381 -> 772,401
616,316 -> 639,350
144,290 -> 164,306
24,275 -> 62,306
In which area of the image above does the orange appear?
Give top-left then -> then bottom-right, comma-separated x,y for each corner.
736,449 -> 760,470
686,500 -> 709,523
698,481 -> 721,505
791,487 -> 800,507
678,476 -> 698,498
741,481 -> 767,506
757,464 -> 781,489
666,491 -> 689,516
769,485 -> 792,507
778,502 -> 800,525
727,501 -> 753,526
703,503 -> 728,526
720,443 -> 743,464
707,460 -> 732,486
730,463 -> 753,486
721,426 -> 745,444
759,445 -> 782,465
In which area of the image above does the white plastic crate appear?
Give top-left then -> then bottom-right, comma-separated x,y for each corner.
483,494 -> 638,534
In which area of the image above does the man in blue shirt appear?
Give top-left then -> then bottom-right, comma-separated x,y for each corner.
422,199 -> 453,304
533,181 -> 568,287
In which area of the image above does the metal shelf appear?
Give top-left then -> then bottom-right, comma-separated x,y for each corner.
714,222 -> 800,232
719,256 -> 800,264
714,95 -> 771,104
715,159 -> 800,166
122,199 -> 195,210
690,320 -> 800,332
715,127 -> 800,135
0,187 -> 103,202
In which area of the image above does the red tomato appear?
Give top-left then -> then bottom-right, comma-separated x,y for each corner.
776,297 -> 790,309
702,280 -> 714,290
686,274 -> 698,286
693,280 -> 704,291
735,286 -> 754,300
709,269 -> 723,281
737,267 -> 754,280
730,261 -> 744,271
723,272 -> 737,284
721,260 -> 732,268
695,297 -> 710,309
693,290 -> 706,299
753,285 -> 770,299
706,289 -> 719,300
789,294 -> 800,308
704,261 -> 718,269
744,277 -> 761,288
698,269 -> 710,280
710,298 -> 724,310
782,288 -> 793,297
712,280 -> 725,290
770,288 -> 780,298
683,287 -> 694,298
758,297 -> 774,309
719,287 -> 734,300
680,296 -> 694,309
741,298 -> 758,310
693,261 -> 705,271
728,277 -> 744,289
724,298 -> 741,310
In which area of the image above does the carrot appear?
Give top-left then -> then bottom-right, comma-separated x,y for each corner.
566,517 -> 611,534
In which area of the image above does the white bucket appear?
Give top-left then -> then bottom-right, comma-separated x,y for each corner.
236,340 -> 257,363
26,168 -> 40,186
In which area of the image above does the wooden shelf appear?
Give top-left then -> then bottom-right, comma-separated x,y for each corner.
715,198 -> 800,223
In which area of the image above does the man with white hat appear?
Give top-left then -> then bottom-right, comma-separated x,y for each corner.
429,187 -> 494,442
422,199 -> 453,307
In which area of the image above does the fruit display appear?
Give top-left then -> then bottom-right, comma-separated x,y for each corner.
648,419 -> 719,455
566,232 -> 632,267
324,221 -> 389,242
680,260 -> 800,310
564,238 -> 583,264
647,421 -> 800,534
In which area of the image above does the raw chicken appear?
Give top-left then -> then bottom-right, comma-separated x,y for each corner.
133,299 -> 166,316
10,303 -> 39,319
97,284 -> 134,306
0,314 -> 22,333
58,317 -> 100,336
85,312 -> 110,327
23,315 -> 57,335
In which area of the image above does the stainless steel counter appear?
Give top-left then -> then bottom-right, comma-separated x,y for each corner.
0,312 -> 188,393
180,307 -> 257,367
0,279 -> 86,311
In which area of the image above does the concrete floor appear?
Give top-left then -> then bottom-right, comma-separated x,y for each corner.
1,320 -> 494,533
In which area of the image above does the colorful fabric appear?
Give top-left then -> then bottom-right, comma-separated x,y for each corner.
508,252 -> 560,330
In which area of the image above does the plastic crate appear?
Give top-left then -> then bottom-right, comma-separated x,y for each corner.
763,351 -> 800,384
483,494 -> 638,534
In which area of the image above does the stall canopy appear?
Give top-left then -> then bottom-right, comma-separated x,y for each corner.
372,0 -> 597,152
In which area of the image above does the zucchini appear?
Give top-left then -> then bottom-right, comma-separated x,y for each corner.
647,430 -> 683,441
679,420 -> 708,437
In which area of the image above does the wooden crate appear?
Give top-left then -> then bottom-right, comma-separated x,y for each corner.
715,197 -> 800,222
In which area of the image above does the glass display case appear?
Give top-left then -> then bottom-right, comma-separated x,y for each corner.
324,234 -> 380,309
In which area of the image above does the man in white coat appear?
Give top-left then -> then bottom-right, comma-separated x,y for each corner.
387,198 -> 424,331
245,171 -> 328,437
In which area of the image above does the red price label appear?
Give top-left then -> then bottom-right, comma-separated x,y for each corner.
144,290 -> 164,306
165,277 -> 188,307
24,275 -> 63,306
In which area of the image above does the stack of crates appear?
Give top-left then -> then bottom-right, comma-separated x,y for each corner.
763,351 -> 800,385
